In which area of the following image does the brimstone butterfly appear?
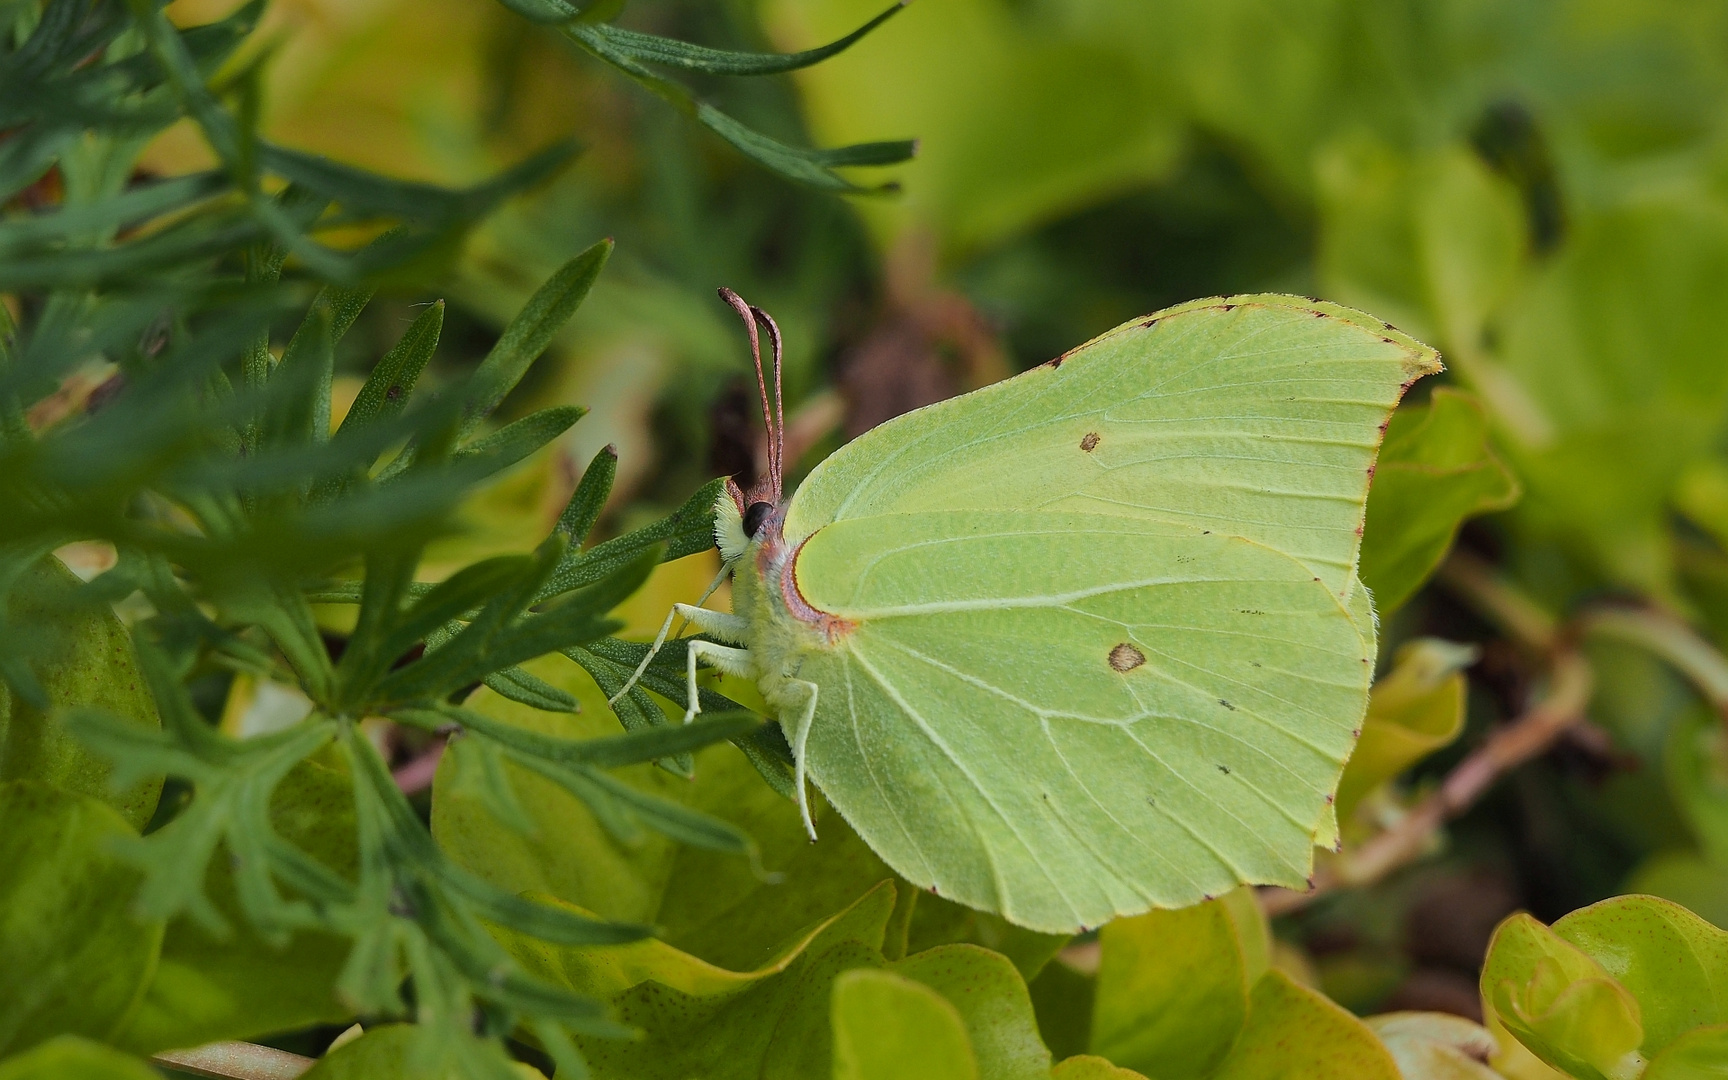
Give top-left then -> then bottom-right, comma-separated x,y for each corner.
617,290 -> 1440,934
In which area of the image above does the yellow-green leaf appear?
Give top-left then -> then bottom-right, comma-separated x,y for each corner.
1335,639 -> 1476,821
0,1036 -> 160,1080
1050,1057 -> 1149,1080
1210,971 -> 1402,1080
1643,1024 -> 1728,1080
1481,913 -> 1646,1080
1089,889 -> 1268,1079
0,782 -> 165,1057
1359,390 -> 1519,613
1553,895 -> 1728,1057
0,556 -> 161,829
832,969 -> 977,1080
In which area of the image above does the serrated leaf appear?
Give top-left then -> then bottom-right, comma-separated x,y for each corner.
116,758 -> 358,1055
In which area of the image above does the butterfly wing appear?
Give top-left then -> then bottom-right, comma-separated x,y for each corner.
785,295 -> 1441,601
793,510 -> 1371,932
781,296 -> 1438,932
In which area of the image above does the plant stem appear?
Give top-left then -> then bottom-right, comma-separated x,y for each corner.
1437,550 -> 1557,653
1582,606 -> 1728,720
153,1042 -> 313,1080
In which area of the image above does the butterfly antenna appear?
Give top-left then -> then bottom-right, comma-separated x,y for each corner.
718,287 -> 776,491
750,304 -> 785,497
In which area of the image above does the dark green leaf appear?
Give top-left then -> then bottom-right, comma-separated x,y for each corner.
584,3 -> 904,76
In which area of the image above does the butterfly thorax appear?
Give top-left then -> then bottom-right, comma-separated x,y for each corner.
716,483 -> 851,713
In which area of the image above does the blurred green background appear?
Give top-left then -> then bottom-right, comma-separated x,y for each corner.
157,0 -> 1728,1021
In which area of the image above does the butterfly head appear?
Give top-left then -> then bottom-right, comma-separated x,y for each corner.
716,287 -> 790,560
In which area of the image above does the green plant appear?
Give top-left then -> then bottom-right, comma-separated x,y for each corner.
12,0 -> 1728,1077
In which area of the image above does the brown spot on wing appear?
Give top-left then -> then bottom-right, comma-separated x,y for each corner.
1109,643 -> 1146,672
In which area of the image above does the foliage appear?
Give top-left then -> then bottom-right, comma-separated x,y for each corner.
8,0 -> 1728,1077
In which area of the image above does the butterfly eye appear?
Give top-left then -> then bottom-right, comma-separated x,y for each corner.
743,501 -> 774,538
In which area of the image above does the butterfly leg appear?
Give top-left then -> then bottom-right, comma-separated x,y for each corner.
782,678 -> 820,842
682,639 -> 755,724
609,603 -> 750,706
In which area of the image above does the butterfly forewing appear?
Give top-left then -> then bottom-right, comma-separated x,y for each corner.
784,296 -> 1441,600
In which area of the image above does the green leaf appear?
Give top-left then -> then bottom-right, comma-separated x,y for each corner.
514,881 -> 900,1078
1209,971 -> 1402,1080
0,1037 -> 161,1080
1627,854 -> 1728,936
890,946 -> 1050,1080
297,1026 -> 421,1080
116,758 -> 357,1055
1050,1058 -> 1148,1080
555,445 -> 619,548
543,477 -> 727,598
1028,960 -> 1095,1063
296,1024 -> 532,1080
831,968 -> 977,1080
1494,199 -> 1728,598
586,3 -> 904,76
453,406 -> 586,475
563,24 -> 912,194
0,556 -> 162,829
1318,141 -> 1527,354
333,300 -> 444,443
495,878 -> 1051,1080
1644,1024 -> 1728,1080
1551,895 -> 1728,1058
1359,389 -> 1519,613
903,894 -> 1068,983
1480,913 -> 1647,1080
1364,1013 -> 1502,1080
762,0 -> 1184,253
1663,710 -> 1728,868
431,656 -> 893,959
1089,888 -> 1269,1079
463,241 -> 612,438
0,782 -> 165,1058
1334,638 -> 1476,822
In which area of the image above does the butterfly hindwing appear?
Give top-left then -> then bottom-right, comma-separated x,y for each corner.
793,510 -> 1371,932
